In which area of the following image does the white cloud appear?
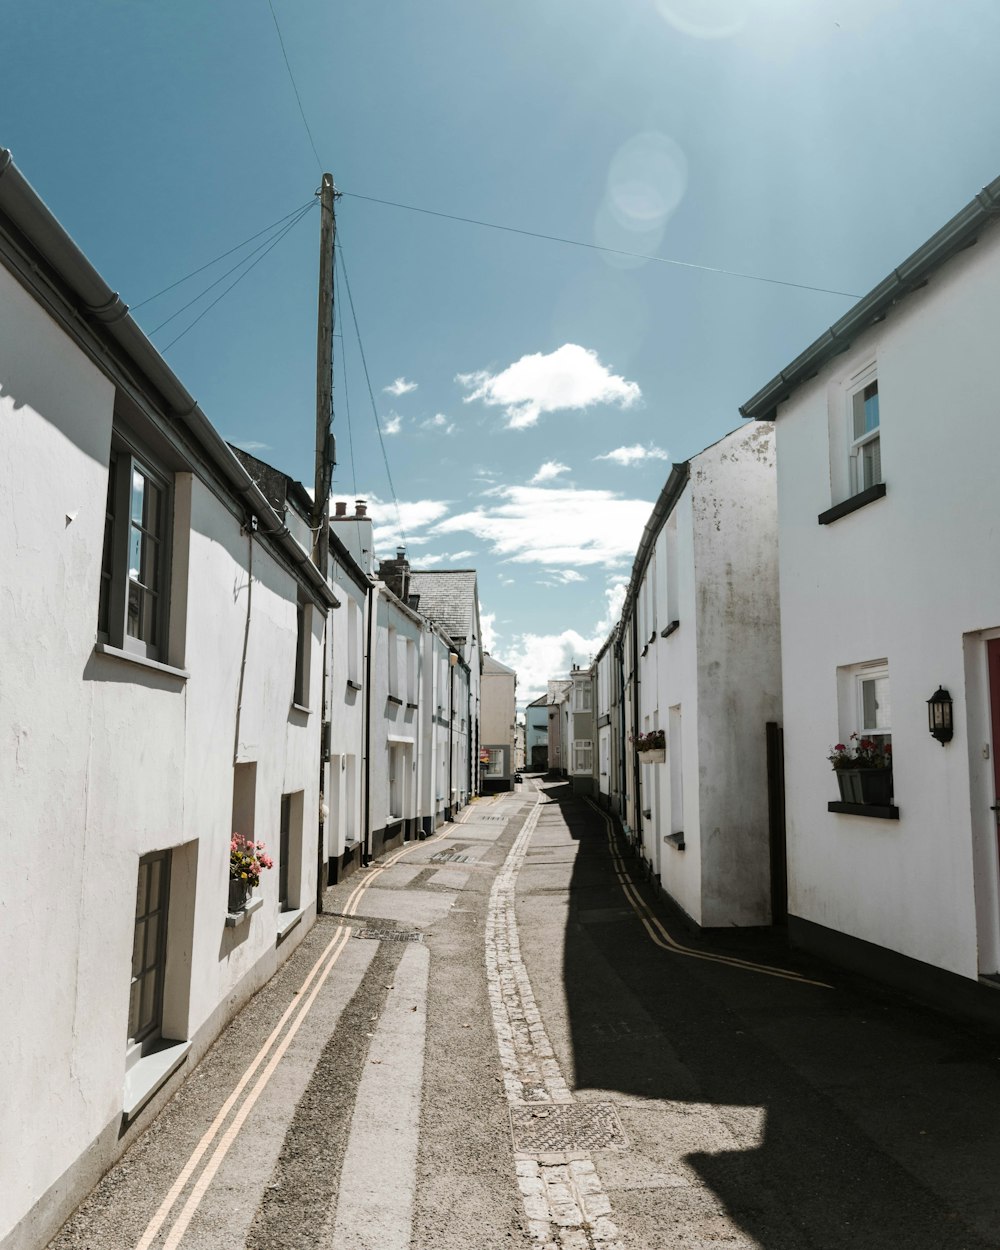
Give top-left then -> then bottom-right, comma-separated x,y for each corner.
362,494 -> 451,555
230,438 -> 272,453
413,549 -> 476,567
457,343 -> 641,430
421,413 -> 456,434
432,484 -> 651,568
529,460 -> 570,485
490,574 -> 629,704
384,377 -> 417,396
383,413 -> 403,435
595,443 -> 670,466
480,610 -> 497,653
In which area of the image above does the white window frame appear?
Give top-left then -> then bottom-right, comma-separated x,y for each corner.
856,663 -> 892,755
573,681 -> 592,713
572,739 -> 593,774
848,366 -> 881,496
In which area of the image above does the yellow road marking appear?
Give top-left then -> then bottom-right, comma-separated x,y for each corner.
134,832 -> 442,1249
586,800 -> 831,989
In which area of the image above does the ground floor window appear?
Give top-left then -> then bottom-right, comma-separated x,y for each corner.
129,850 -> 171,1048
573,740 -> 593,774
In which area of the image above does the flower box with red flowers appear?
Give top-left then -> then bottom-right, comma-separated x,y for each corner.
828,735 -> 892,806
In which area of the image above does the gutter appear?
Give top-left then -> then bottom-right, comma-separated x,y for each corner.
740,173 -> 1000,422
0,148 -> 337,611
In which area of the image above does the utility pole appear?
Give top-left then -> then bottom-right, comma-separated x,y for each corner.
313,172 -> 337,572
314,173 -> 337,915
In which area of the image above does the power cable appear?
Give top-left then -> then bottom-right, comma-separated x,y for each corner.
148,201 -> 315,337
160,204 -> 315,353
337,235 -> 406,547
341,189 -> 860,300
131,200 -> 315,310
334,254 -> 358,497
267,0 -> 324,175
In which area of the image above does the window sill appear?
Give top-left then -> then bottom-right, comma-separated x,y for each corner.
291,702 -> 311,715
123,1039 -> 191,1122
387,695 -> 403,706
406,702 -> 419,710
827,801 -> 899,820
347,680 -> 363,691
276,906 -> 305,943
818,482 -> 887,525
94,643 -> 189,681
225,894 -> 264,927
661,620 -> 680,639
664,831 -> 685,850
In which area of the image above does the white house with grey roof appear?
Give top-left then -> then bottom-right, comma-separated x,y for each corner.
481,653 -> 518,790
741,172 -> 1000,1020
408,569 -> 484,797
0,149 -> 336,1249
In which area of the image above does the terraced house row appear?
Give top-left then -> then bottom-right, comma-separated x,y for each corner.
0,150 -> 485,1250
552,170 -> 1000,1030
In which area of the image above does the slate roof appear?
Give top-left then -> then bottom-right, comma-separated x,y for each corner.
483,654 -> 516,677
408,570 -> 479,641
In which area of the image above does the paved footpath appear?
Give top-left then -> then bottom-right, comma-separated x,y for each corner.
48,777 -> 1000,1249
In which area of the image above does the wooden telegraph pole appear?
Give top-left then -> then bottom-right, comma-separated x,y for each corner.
313,172 -> 337,571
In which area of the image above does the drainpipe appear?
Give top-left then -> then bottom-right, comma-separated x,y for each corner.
362,582 -> 376,865
630,606 -> 642,860
448,652 -> 455,818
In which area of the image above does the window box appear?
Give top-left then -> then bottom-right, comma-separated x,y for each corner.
834,768 -> 892,806
638,748 -> 665,763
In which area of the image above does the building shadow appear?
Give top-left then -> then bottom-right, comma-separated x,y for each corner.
548,785 -> 1000,1250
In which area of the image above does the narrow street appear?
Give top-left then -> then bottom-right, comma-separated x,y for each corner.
50,777 -> 1000,1250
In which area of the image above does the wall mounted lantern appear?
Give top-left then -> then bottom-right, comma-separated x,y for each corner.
927,686 -> 954,745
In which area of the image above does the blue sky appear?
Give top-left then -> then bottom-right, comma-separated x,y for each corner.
6,0 -> 1000,699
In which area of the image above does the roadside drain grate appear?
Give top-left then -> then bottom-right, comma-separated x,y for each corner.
510,1102 -> 627,1153
431,851 -> 470,863
352,929 -> 424,943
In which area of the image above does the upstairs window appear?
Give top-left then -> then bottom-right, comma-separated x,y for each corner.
99,438 -> 172,662
573,682 -> 592,713
850,377 -> 881,495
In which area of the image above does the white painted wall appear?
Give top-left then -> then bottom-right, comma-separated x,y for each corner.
774,221 -> 1000,980
634,424 -> 780,927
0,263 -> 324,1247
325,554 -> 369,867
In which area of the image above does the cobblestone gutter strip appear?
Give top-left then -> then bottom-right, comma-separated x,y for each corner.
485,795 -> 625,1250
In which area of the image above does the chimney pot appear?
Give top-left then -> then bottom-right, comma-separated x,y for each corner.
334,501 -> 347,518
355,499 -> 367,518
396,546 -> 406,560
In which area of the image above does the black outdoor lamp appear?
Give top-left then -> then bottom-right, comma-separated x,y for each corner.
927,686 -> 954,745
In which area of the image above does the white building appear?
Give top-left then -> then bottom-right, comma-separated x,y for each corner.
620,424 -> 781,928
568,663 -> 597,797
481,653 -> 518,790
408,569 -> 484,798
418,620 -> 472,832
741,172 -> 1000,1016
0,150 -> 335,1250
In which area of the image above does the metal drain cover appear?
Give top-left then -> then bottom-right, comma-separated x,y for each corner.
431,851 -> 470,863
510,1102 -> 626,1153
353,929 -> 423,943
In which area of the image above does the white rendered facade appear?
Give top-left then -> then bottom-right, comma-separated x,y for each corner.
0,182 -> 331,1248
623,424 -> 781,927
750,191 -> 1000,989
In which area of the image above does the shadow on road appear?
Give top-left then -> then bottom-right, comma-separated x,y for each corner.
537,780 -> 1000,1250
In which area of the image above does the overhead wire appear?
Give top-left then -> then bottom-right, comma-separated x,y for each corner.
159,202 -> 316,353
267,0 -> 324,175
131,200 -> 316,310
148,201 -> 316,338
340,189 -> 861,300
336,234 -> 406,547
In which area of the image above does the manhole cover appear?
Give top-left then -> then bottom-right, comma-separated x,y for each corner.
431,851 -> 470,863
353,929 -> 424,943
510,1102 -> 626,1153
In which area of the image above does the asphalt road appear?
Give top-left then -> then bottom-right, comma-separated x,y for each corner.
47,775 -> 1000,1249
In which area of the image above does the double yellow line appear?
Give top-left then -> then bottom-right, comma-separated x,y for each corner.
134,836 -> 433,1250
587,800 -> 831,989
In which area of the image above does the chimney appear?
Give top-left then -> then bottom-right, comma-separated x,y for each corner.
378,546 -> 410,603
334,501 -> 347,518
355,499 -> 367,518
